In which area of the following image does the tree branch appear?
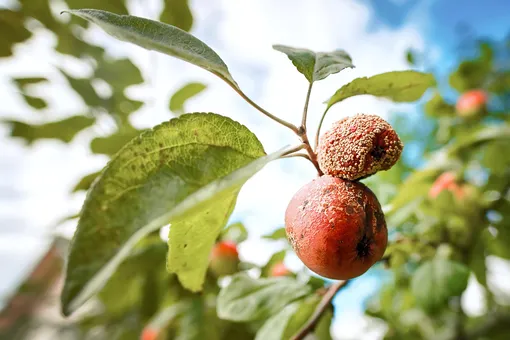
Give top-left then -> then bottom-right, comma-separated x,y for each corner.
291,280 -> 349,340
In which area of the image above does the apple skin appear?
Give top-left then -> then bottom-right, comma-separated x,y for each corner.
209,241 -> 239,277
285,175 -> 387,280
456,89 -> 488,119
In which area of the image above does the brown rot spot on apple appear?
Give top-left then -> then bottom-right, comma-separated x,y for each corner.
355,234 -> 373,259
317,114 -> 403,181
285,175 -> 387,280
370,144 -> 386,160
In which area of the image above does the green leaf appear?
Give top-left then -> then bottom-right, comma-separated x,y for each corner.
94,57 -> 144,90
98,238 -> 167,316
93,57 -> 145,121
255,301 -> 302,340
63,9 -> 239,89
262,227 -> 287,241
22,94 -> 48,110
406,49 -> 416,65
166,194 -> 238,291
315,307 -> 333,340
261,250 -> 286,277
176,298 -> 222,340
449,44 -> 492,93
11,74 -> 50,114
169,82 -> 207,115
220,222 -> 248,244
160,0 -> 193,32
64,0 -> 128,18
13,77 -> 47,87
282,294 -> 322,339
4,116 -> 95,144
72,171 -> 101,192
217,273 -> 311,321
60,69 -> 103,108
273,45 -> 353,83
145,302 -> 186,333
61,113 -> 290,316
424,91 -> 456,117
90,128 -> 143,156
411,257 -> 470,311
97,257 -> 145,316
0,10 -> 31,57
326,70 -> 435,110
469,236 -> 487,286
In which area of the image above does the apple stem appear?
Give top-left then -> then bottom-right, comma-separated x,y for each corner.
231,80 -> 323,175
297,82 -> 323,176
291,280 -> 349,340
229,84 -> 299,133
314,106 -> 330,152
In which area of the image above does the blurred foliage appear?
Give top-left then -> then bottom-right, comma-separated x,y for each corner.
0,0 -> 203,196
169,82 -> 207,115
4,115 -> 95,144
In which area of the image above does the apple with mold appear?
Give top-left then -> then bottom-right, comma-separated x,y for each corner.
285,175 -> 388,280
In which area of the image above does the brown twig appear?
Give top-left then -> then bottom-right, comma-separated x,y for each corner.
293,82 -> 323,176
291,280 -> 348,340
299,131 -> 323,176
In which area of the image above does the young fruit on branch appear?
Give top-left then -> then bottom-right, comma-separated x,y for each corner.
429,172 -> 458,199
317,114 -> 403,181
269,261 -> 292,277
285,175 -> 387,280
456,89 -> 488,119
428,171 -> 475,201
141,328 -> 159,340
209,241 -> 240,277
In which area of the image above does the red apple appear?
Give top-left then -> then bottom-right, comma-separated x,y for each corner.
456,89 -> 488,119
209,241 -> 239,277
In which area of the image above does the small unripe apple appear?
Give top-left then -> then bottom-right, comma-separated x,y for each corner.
285,175 -> 387,280
270,261 -> 291,277
456,89 -> 488,119
141,328 -> 158,340
428,172 -> 458,199
317,114 -> 403,181
428,172 -> 474,202
209,241 -> 239,277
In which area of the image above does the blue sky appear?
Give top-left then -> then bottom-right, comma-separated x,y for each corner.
0,0 -> 509,338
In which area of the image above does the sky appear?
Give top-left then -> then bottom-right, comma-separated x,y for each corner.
1,0 -> 510,339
